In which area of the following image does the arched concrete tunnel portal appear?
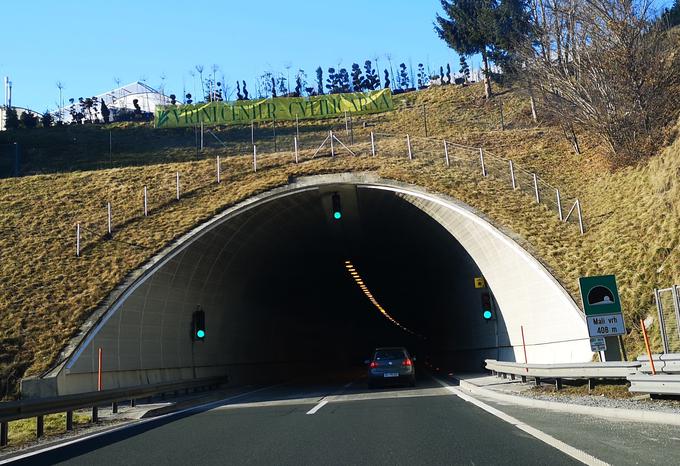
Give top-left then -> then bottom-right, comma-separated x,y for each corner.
36,173 -> 593,396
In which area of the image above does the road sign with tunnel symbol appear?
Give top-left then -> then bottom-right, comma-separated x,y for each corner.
579,275 -> 625,337
578,275 -> 622,316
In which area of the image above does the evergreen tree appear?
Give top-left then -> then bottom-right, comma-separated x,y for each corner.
337,68 -> 351,93
459,56 -> 470,82
242,81 -> 249,100
278,76 -> 287,96
4,107 -> 19,130
326,67 -> 339,93
440,66 -> 446,83
383,69 -> 391,89
20,111 -> 38,128
447,64 -> 452,84
185,93 -> 193,105
236,81 -> 243,100
417,63 -> 428,88
662,0 -> 680,27
316,67 -> 324,95
351,63 -> 364,91
41,110 -> 54,128
399,63 -> 410,89
271,77 -> 277,97
435,0 -> 530,98
101,100 -> 111,123
363,60 -> 380,91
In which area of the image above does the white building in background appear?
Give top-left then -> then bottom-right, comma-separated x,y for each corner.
55,81 -> 170,123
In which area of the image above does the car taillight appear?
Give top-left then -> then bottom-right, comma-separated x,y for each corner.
370,361 -> 378,368
402,359 -> 412,366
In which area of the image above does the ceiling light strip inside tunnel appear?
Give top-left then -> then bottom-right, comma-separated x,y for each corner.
344,260 -> 424,339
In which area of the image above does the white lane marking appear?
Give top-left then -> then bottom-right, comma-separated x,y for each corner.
306,400 -> 329,415
0,384 -> 282,465
343,382 -> 353,388
432,377 -> 609,466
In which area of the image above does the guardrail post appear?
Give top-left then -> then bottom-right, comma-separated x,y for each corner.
176,172 -> 180,201
66,410 -> 73,431
1,421 -> 8,447
534,377 -> 541,387
143,186 -> 148,216
330,131 -> 335,157
253,145 -> 257,172
533,174 -> 540,203
130,399 -> 136,408
216,156 -> 221,184
76,223 -> 80,257
294,136 -> 299,163
479,148 -> 487,177
509,160 -> 516,189
107,202 -> 112,237
112,401 -> 118,414
555,378 -> 563,390
407,134 -> 412,160
576,199 -> 584,235
370,132 -> 376,157
36,415 -> 44,438
444,141 -> 450,167
521,375 -> 527,383
556,189 -> 563,221
510,374 -> 516,381
92,406 -> 99,423
588,378 -> 595,391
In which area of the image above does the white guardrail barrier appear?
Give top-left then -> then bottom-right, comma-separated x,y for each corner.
485,359 -> 641,391
486,358 -> 680,395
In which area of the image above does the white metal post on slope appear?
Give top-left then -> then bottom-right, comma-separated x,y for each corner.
444,141 -> 450,167
509,160 -> 516,189
407,134 -> 412,160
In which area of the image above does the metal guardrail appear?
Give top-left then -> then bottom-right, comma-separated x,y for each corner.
637,354 -> 680,375
485,359 -> 640,390
627,374 -> 680,395
0,375 -> 228,447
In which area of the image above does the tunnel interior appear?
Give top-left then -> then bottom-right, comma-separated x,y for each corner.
237,186 -> 505,371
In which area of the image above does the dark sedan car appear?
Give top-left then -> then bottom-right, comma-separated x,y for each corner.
367,347 -> 416,388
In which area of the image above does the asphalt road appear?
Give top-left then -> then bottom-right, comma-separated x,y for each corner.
13,370 -> 581,466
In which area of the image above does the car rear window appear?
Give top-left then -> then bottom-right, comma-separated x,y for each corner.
375,349 -> 406,360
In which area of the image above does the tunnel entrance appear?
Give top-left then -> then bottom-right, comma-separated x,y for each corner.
36,173 -> 591,397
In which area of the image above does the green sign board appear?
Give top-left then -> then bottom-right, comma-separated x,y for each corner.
154,89 -> 394,129
578,275 -> 622,316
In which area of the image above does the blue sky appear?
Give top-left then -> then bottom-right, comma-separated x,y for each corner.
1,0 -> 463,111
2,0 -> 674,111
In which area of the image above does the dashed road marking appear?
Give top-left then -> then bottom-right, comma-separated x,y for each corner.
306,400 -> 328,415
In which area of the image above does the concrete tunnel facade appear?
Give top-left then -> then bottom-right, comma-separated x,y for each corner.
26,173 -> 593,397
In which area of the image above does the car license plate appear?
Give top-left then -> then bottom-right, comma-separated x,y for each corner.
384,372 -> 399,378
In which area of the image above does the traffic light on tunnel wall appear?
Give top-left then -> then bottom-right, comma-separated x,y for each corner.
192,307 -> 206,341
481,292 -> 494,320
331,193 -> 342,220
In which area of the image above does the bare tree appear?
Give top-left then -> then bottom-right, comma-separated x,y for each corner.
522,0 -> 680,161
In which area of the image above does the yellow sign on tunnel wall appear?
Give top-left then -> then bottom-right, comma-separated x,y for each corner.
155,89 -> 394,129
474,277 -> 486,289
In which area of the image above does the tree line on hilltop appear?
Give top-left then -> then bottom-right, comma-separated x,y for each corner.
435,0 -> 680,161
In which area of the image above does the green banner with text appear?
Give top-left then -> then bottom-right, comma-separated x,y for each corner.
155,89 -> 394,129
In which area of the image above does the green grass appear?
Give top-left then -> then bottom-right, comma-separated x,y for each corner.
0,83 -> 678,400
6,412 -> 90,446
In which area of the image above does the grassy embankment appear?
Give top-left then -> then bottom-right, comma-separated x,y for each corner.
0,83 -> 678,406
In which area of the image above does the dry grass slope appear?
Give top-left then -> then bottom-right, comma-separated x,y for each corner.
0,83 -> 678,399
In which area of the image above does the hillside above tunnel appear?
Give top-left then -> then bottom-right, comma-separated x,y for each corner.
0,83 -> 678,399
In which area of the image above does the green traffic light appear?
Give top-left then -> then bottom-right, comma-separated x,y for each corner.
334,212 -> 342,220
483,310 -> 492,320
196,329 -> 205,338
